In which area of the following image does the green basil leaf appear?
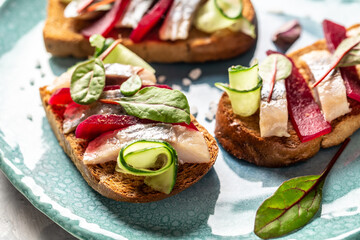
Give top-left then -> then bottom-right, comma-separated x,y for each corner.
114,87 -> 191,124
89,34 -> 115,58
335,35 -> 360,67
254,175 -> 324,239
120,75 -> 142,96
258,54 -> 292,82
70,58 -> 105,105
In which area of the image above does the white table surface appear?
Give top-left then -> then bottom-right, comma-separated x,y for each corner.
1,0 -> 360,239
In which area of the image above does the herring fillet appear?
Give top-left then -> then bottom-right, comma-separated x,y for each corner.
83,124 -> 210,164
259,76 -> 289,137
300,50 -> 350,122
159,0 -> 202,41
116,0 -> 154,28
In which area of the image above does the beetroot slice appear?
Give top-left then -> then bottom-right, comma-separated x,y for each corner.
141,84 -> 172,90
129,0 -> 173,43
75,114 -> 139,139
267,50 -> 332,142
81,0 -> 130,38
323,19 -> 360,103
76,114 -> 198,140
48,88 -> 73,105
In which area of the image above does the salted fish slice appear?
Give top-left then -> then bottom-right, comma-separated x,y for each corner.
300,50 -> 350,122
116,0 -> 154,28
83,124 -> 210,164
159,0 -> 202,41
259,76 -> 290,137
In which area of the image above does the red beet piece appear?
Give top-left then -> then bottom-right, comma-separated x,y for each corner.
76,114 -> 139,139
48,88 -> 73,105
141,84 -> 173,90
323,19 -> 360,103
104,85 -> 121,91
267,50 -> 332,142
81,0 -> 130,38
129,0 -> 173,43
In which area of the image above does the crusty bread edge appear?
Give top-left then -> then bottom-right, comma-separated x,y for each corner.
43,0 -> 256,62
40,87 -> 219,202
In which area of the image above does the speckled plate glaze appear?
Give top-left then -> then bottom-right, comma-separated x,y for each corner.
1,0 -> 360,239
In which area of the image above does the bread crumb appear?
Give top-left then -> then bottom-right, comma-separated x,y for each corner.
209,101 -> 218,114
205,111 -> 214,121
189,68 -> 202,80
182,78 -> 192,86
158,75 -> 166,83
172,84 -> 182,91
190,106 -> 198,116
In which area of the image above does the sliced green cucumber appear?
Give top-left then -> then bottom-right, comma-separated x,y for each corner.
144,163 -> 177,195
116,140 -> 178,194
194,0 -> 255,38
229,64 -> 259,90
103,44 -> 155,73
215,80 -> 262,117
215,0 -> 242,20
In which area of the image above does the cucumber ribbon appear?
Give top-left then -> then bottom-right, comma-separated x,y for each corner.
116,140 -> 178,194
215,64 -> 262,117
194,0 -> 256,38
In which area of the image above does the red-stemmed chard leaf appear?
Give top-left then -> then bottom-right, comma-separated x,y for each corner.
100,87 -> 191,124
254,138 -> 351,239
267,57 -> 277,103
323,19 -> 360,103
267,50 -> 332,142
81,0 -> 130,38
129,0 -> 174,43
311,33 -> 360,88
48,88 -> 73,105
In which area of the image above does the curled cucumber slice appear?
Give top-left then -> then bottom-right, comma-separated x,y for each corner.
116,140 -> 178,194
215,64 -> 262,117
194,0 -> 255,38
215,0 -> 242,20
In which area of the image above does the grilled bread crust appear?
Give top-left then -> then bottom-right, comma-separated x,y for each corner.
215,28 -> 360,167
43,0 -> 256,62
40,87 -> 218,202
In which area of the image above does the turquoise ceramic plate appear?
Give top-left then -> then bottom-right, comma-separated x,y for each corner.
1,0 -> 360,239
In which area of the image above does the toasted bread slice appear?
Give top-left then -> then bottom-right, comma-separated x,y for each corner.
215,26 -> 360,167
40,87 -> 219,202
43,0 -> 256,62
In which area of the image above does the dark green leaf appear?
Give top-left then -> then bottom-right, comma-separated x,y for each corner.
114,87 -> 191,124
254,175 -> 324,239
89,34 -> 115,58
120,75 -> 142,96
70,58 -> 105,105
334,35 -> 360,67
254,138 -> 351,239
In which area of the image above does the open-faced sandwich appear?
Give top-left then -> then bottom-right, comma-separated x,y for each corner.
40,35 -> 218,202
43,0 -> 256,62
215,20 -> 360,167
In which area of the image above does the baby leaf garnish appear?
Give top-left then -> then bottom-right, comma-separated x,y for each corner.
258,54 -> 292,102
70,58 -> 105,105
99,38 -> 122,61
101,87 -> 191,124
120,75 -> 142,96
254,138 -> 350,239
89,34 -> 115,58
312,35 -> 360,88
